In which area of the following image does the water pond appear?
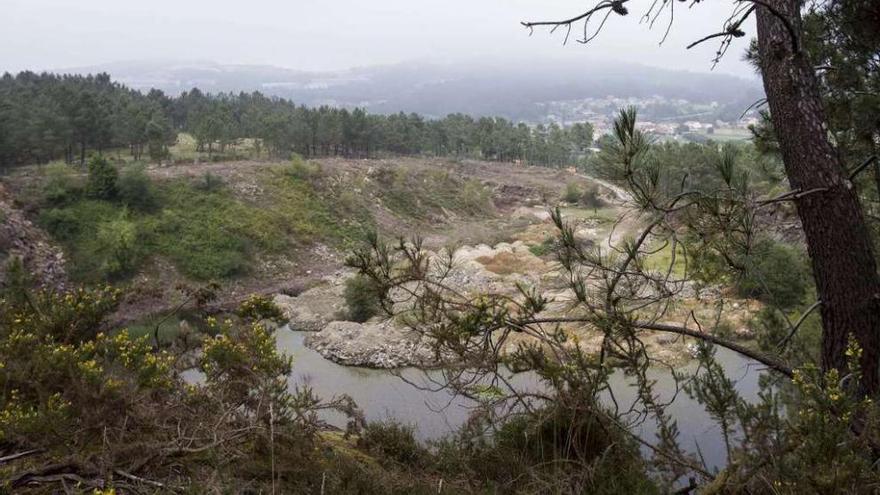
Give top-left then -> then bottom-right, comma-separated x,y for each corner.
274,326 -> 764,472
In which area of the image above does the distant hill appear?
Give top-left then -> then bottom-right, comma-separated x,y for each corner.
55,59 -> 764,122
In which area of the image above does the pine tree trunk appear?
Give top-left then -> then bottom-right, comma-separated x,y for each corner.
757,1 -> 880,393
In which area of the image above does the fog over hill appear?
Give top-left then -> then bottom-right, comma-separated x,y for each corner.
53,59 -> 763,123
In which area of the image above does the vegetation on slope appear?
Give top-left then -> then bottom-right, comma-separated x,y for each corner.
22,154 -> 495,283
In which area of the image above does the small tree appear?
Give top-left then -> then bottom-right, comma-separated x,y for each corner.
85,155 -> 118,200
96,210 -> 138,278
562,182 -> 581,203
579,184 -> 606,209
343,274 -> 381,323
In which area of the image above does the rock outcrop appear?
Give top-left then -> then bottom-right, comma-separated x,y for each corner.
304,320 -> 437,368
273,272 -> 351,331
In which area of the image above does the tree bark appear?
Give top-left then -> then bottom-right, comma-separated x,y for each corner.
757,1 -> 880,394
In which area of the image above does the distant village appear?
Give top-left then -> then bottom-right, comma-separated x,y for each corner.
538,95 -> 759,143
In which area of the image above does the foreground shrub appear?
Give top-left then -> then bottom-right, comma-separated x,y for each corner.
0,284 -> 363,493
358,421 -> 427,467
237,293 -> 285,322
430,403 -> 657,494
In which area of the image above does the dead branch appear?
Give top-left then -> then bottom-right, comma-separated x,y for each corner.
0,448 -> 44,465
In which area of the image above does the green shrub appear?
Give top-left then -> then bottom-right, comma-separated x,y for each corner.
358,420 -> 427,467
431,404 -> 657,494
562,182 -> 581,203
118,163 -> 156,211
285,154 -> 322,181
42,162 -> 80,205
459,179 -> 493,214
95,210 -> 140,278
343,275 -> 381,322
736,239 -> 810,309
39,207 -> 83,241
85,155 -> 118,200
194,171 -> 225,192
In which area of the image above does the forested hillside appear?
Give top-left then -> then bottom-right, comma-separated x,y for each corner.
0,72 -> 593,168
60,59 -> 764,122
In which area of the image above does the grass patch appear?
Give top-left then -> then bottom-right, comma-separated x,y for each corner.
372,167 -> 493,220
643,241 -> 688,278
559,207 -> 618,224
528,237 -> 555,257
260,163 -> 375,247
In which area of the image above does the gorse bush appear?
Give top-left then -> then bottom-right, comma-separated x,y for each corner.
284,154 -> 321,181
0,283 -> 369,493
237,293 -> 285,322
528,237 -> 555,257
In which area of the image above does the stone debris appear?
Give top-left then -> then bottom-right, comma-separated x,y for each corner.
0,184 -> 67,291
273,271 -> 353,331
304,320 -> 437,368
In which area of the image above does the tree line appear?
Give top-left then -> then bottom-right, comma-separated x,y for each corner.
0,71 -> 594,168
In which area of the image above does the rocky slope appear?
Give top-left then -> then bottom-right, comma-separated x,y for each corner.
0,183 -> 67,291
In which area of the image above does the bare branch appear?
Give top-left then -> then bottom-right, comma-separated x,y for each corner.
848,155 -> 878,181
521,317 -> 793,377
521,0 -> 630,44
777,300 -> 822,350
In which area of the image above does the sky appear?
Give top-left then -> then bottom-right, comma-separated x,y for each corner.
1,0 -> 757,77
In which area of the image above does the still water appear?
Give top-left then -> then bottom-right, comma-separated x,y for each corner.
275,325 -> 764,472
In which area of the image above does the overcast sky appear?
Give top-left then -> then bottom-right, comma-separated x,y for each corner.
1,0 -> 757,77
